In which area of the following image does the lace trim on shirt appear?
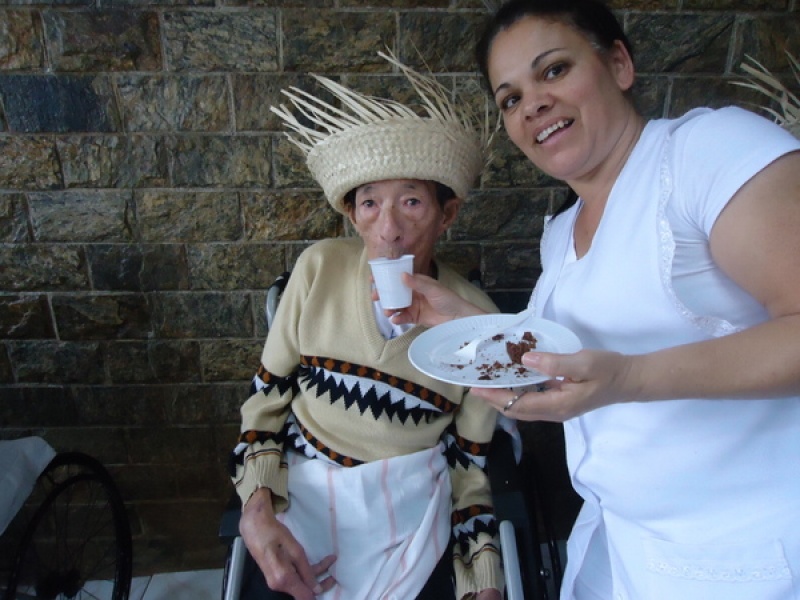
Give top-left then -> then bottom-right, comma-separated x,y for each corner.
529,216 -> 553,312
656,133 -> 741,339
646,558 -> 792,582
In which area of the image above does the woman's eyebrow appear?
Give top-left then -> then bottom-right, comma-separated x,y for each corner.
492,48 -> 565,97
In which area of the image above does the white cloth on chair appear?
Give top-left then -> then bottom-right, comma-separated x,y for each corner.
0,436 -> 56,536
277,443 -> 452,600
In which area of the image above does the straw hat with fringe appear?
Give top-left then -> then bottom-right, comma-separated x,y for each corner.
270,51 -> 492,215
732,52 -> 800,139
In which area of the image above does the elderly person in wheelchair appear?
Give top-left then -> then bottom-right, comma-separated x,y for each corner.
229,53 -> 504,600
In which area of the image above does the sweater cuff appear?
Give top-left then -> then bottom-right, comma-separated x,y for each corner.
234,450 -> 289,514
454,540 -> 504,599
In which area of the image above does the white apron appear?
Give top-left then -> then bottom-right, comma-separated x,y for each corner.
532,113 -> 800,600
278,443 -> 452,600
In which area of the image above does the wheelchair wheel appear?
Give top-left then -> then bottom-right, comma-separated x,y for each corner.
3,452 -> 132,600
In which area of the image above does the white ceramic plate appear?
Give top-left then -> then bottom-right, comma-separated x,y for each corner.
408,314 -> 582,388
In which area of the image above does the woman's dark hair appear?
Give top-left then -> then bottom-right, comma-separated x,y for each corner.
475,0 -> 633,218
343,181 -> 457,210
476,0 -> 633,94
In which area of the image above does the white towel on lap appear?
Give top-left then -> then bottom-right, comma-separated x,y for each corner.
279,443 -> 452,600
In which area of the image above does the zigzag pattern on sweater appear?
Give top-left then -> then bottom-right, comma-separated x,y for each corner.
284,414 -> 365,468
443,427 -> 490,471
452,510 -> 499,556
252,364 -> 299,397
298,355 -> 456,425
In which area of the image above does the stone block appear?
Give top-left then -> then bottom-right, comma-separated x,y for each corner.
483,133 -> 558,188
342,0 -> 448,6
0,193 -> 30,242
0,294 -> 55,339
271,136 -> 318,189
57,135 -> 169,188
113,465 -> 177,503
736,15 -> 800,73
434,244 -> 481,282
152,292 -> 252,338
628,13 -> 734,74
168,135 -> 272,188
669,76 -> 745,116
28,190 -> 134,242
87,244 -> 190,292
162,11 -> 278,72
199,339 -> 263,382
233,73 -> 331,132
0,10 -> 45,70
42,10 -> 161,71
133,190 -> 242,243
0,137 -> 62,190
127,425 -> 215,464
131,499 -> 228,571
241,190 -> 342,241
52,293 -> 154,340
186,243 -> 286,290
399,12 -> 486,71
104,340 -> 201,384
631,75 -> 670,119
0,74 -> 120,132
0,349 -> 11,384
450,189 -> 548,242
684,0 -> 786,9
117,75 -> 230,132
7,340 -> 105,384
282,10 -> 395,73
211,385 -> 249,420
482,242 -> 540,290
225,0 -> 331,5
43,426 -> 130,463
0,386 -> 78,427
0,244 -> 89,292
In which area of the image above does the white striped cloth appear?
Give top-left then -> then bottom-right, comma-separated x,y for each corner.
278,443 -> 452,600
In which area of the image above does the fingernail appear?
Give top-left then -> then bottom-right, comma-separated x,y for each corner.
313,584 -> 323,594
523,352 -> 540,365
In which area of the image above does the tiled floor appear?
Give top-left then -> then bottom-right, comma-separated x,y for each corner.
132,569 -> 224,600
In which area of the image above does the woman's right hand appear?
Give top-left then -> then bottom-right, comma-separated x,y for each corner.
240,487 -> 336,599
388,272 -> 486,327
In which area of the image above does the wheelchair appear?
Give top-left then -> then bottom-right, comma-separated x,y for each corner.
219,271 -> 565,600
1,437 -> 133,600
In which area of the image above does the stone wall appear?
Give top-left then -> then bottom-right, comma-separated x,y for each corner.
1,0 -> 798,576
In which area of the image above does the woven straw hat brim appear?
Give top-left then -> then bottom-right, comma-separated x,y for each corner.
307,119 -> 484,214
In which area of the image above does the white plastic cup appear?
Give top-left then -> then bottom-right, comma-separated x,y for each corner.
368,254 -> 414,309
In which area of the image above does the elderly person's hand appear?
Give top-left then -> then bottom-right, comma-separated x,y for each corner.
387,272 -> 487,327
240,487 -> 336,600
471,349 -> 636,422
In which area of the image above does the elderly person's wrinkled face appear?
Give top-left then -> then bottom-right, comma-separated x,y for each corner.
346,178 -> 460,277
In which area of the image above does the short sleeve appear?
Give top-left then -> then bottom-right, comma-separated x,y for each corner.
669,106 -> 800,236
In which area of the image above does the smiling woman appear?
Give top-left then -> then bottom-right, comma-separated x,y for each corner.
387,0 -> 800,598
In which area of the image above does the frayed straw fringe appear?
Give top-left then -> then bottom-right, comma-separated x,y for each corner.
732,52 -> 800,138
270,50 -> 493,155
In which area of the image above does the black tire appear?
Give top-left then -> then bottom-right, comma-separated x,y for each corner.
3,452 -> 132,600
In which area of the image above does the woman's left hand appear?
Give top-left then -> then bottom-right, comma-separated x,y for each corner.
471,349 -> 636,422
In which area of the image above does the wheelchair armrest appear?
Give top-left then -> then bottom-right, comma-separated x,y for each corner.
219,493 -> 242,542
488,427 -> 548,599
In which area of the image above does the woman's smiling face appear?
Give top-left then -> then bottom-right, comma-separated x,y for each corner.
487,16 -> 636,187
